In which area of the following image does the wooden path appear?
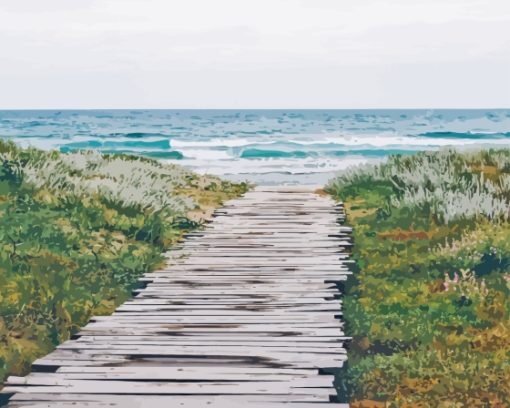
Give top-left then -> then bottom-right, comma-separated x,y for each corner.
1,187 -> 351,407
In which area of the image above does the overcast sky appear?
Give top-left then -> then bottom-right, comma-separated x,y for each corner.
1,0 -> 509,108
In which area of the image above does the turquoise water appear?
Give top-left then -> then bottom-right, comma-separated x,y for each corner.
1,109 -> 510,184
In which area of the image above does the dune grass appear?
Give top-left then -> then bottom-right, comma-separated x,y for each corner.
0,140 -> 248,383
327,149 -> 510,407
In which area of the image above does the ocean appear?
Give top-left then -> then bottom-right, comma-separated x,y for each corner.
1,109 -> 510,185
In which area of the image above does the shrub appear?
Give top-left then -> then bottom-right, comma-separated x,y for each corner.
0,140 -> 248,384
327,149 -> 510,406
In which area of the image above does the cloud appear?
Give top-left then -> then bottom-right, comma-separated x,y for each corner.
0,0 -> 509,107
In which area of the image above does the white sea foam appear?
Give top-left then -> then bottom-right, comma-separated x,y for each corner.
172,138 -> 263,148
173,133 -> 510,149
179,149 -> 232,160
173,155 -> 378,175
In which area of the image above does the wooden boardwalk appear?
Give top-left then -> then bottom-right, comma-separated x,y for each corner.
1,187 -> 351,407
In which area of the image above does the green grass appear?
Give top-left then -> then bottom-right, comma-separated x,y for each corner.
0,140 -> 248,383
326,149 -> 510,407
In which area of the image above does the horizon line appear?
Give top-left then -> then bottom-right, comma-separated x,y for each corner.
0,107 -> 509,111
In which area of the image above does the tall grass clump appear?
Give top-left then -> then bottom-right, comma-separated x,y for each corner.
326,149 -> 510,407
0,140 -> 248,384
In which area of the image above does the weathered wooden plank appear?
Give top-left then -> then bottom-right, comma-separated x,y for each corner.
54,366 -> 321,375
76,326 -> 345,337
3,381 -> 336,396
143,271 -> 348,277
136,288 -> 340,295
140,279 -> 347,286
6,402 -> 347,408
115,305 -> 341,313
155,266 -> 352,273
80,322 -> 343,330
30,357 -> 346,371
30,357 -> 346,370
7,394 -> 347,407
166,253 -> 351,258
75,334 -> 351,347
70,339 -> 346,349
122,297 -> 342,304
7,373 -> 335,387
88,315 -> 342,324
163,258 -> 349,264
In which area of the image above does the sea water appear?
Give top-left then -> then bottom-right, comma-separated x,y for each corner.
1,109 -> 510,185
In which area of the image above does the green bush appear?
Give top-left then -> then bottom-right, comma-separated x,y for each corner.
0,140 -> 248,383
327,149 -> 510,407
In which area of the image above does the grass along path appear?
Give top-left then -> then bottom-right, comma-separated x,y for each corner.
327,149 -> 510,407
0,140 -> 248,385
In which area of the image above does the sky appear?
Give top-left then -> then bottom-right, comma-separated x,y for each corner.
0,0 -> 509,108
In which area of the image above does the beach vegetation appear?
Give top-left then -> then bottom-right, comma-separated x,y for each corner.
0,140 -> 248,383
327,149 -> 510,407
